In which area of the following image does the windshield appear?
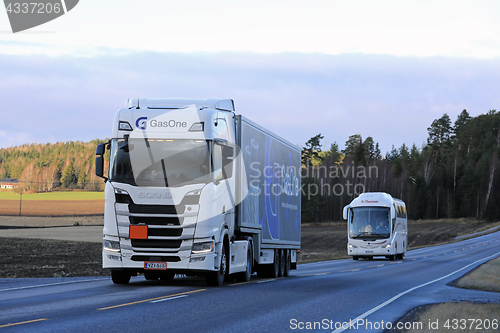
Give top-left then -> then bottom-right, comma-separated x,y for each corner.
109,138 -> 211,187
349,207 -> 391,239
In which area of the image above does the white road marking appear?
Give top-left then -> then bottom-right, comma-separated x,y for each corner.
151,295 -> 188,303
332,251 -> 500,333
257,279 -> 275,284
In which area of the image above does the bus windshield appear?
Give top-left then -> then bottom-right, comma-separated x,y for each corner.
109,138 -> 211,187
349,207 -> 391,239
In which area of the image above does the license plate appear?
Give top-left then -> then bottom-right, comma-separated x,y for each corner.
365,250 -> 374,254
144,262 -> 167,270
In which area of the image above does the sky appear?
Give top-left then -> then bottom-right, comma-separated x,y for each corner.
1,0 -> 500,154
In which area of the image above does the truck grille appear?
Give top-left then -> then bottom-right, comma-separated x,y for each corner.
131,239 -> 182,249
129,216 -> 182,225
129,202 -> 183,215
131,255 -> 181,262
148,228 -> 183,237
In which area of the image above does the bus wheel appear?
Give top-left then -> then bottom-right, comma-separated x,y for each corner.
353,256 -> 359,260
388,255 -> 395,261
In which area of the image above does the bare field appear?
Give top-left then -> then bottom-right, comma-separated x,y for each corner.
0,218 -> 499,278
0,200 -> 104,216
0,237 -> 107,278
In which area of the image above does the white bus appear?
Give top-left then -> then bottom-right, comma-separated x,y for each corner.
343,192 -> 407,260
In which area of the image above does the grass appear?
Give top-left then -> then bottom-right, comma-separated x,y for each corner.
455,256 -> 500,292
393,256 -> 500,333
404,303 -> 500,333
0,191 -> 104,200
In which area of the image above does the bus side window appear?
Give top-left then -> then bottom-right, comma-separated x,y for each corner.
392,205 -> 397,232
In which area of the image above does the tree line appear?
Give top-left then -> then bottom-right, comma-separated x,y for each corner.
0,139 -> 108,192
301,109 -> 500,222
1,109 -> 499,222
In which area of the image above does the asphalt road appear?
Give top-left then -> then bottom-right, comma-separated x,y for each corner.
1,232 -> 500,333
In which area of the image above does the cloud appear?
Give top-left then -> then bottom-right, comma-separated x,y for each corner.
0,52 -> 499,154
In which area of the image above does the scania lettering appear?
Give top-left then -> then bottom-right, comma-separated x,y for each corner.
96,98 -> 301,286
343,192 -> 407,261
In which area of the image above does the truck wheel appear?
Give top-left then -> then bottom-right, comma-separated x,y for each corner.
278,249 -> 285,277
283,250 -> 291,277
144,272 -> 159,281
206,245 -> 226,286
111,270 -> 131,284
236,241 -> 252,282
269,249 -> 279,278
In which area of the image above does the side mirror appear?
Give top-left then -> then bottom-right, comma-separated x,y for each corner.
95,143 -> 108,181
343,206 -> 349,220
96,143 -> 106,155
391,206 -> 396,219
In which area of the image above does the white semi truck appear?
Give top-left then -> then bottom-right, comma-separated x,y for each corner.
96,98 -> 301,286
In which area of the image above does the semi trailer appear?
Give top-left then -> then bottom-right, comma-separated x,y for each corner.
96,98 -> 301,286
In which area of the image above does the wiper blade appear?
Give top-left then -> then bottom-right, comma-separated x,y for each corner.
352,232 -> 372,239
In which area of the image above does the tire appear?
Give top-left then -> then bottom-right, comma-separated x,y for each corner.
353,256 -> 359,260
206,244 -> 227,286
278,249 -> 285,277
236,241 -> 252,282
111,270 -> 131,284
268,249 -> 279,278
388,255 -> 395,261
283,250 -> 291,277
144,272 -> 159,281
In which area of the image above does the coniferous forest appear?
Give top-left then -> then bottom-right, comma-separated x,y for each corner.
1,110 -> 499,222
301,110 -> 500,222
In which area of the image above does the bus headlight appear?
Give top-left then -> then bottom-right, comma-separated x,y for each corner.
383,244 -> 391,248
103,239 -> 121,252
348,243 -> 358,248
192,241 -> 214,254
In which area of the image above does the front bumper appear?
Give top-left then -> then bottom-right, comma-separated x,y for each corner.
103,249 -> 218,272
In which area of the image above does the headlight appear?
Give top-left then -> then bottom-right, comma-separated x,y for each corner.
383,244 -> 391,248
103,239 -> 121,252
185,189 -> 201,196
348,243 -> 358,248
192,241 -> 214,254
